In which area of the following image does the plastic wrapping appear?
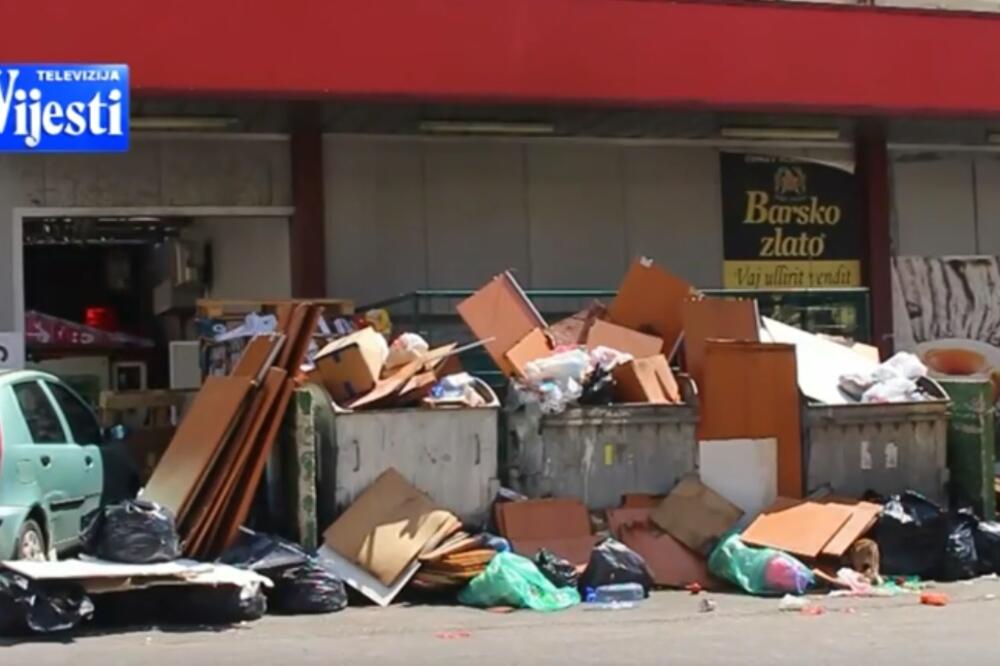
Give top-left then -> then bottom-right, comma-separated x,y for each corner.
217,529 -> 311,572
942,510 -> 979,581
873,492 -> 947,577
708,533 -> 813,596
81,499 -> 181,564
974,521 -> 1000,574
268,563 -> 347,614
386,332 -> 429,370
458,552 -> 581,611
578,538 -> 654,595
533,549 -> 579,589
0,572 -> 94,635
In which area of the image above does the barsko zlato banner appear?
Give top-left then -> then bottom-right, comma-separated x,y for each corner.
719,152 -> 861,289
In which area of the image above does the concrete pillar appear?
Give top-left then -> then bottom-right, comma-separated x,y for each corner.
855,119 -> 893,358
289,103 -> 327,298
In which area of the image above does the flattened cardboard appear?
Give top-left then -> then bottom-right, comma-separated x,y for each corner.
586,320 -> 663,359
819,499 -> 882,558
497,498 -> 595,566
607,258 -> 695,354
740,499 -> 854,559
699,340 -> 803,498
457,271 -> 546,376
315,327 -> 386,403
681,298 -> 760,388
612,355 -> 680,404
347,359 -> 422,410
504,328 -> 553,378
650,476 -> 743,556
143,375 -> 253,517
323,468 -> 458,586
606,508 -> 721,590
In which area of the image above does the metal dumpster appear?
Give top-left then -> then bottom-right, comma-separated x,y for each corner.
804,377 -> 950,505
506,395 -> 699,510
312,401 -> 500,529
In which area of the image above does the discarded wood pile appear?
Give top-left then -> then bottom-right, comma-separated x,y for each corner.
143,303 -> 323,559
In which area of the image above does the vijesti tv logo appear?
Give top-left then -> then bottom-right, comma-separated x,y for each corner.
0,65 -> 129,152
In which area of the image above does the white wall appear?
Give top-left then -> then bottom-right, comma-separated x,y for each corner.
185,217 -> 292,300
0,136 -> 292,332
324,136 -> 730,304
891,153 -> 1000,256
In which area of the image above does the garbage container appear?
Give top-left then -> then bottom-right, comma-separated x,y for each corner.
506,396 -> 698,511
804,377 -> 950,505
938,377 -> 996,520
312,400 -> 500,529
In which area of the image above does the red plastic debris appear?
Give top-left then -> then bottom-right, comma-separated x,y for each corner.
920,592 -> 950,607
800,606 -> 826,616
434,630 -> 472,640
686,582 -> 703,595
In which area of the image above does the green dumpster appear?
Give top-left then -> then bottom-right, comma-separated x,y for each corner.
939,378 -> 996,520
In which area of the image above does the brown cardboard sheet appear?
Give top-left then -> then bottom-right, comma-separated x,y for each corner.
586,320 -> 663,359
740,498 -> 855,559
347,359 -> 422,410
650,476 -> 743,556
680,298 -> 759,388
315,327 -> 386,403
699,340 -> 803,498
457,271 -> 546,376
606,258 -> 695,355
182,368 -> 288,555
143,375 -> 253,517
612,355 -> 680,404
324,468 -> 459,586
607,508 -> 721,589
504,328 -> 553,378
550,302 -> 605,347
497,498 -> 596,566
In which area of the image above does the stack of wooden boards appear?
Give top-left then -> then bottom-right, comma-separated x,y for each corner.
143,303 -> 324,559
411,531 -> 498,590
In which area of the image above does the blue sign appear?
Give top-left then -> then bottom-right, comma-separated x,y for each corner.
0,64 -> 128,152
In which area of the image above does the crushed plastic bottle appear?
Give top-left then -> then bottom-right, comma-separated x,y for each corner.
583,583 -> 645,610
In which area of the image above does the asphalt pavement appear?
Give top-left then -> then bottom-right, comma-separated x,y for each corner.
5,578 -> 1000,665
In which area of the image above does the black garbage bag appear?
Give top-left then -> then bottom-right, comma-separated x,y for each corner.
165,582 -> 267,625
578,538 -> 654,595
533,549 -> 578,589
975,521 -> 1000,574
81,499 -> 180,564
268,563 -> 347,614
942,509 -> 979,581
217,529 -> 311,572
872,491 -> 948,577
0,572 -> 93,635
579,367 -> 615,406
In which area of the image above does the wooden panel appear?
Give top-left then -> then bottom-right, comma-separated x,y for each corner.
607,258 -> 695,355
741,500 -> 853,559
231,334 -> 285,381
699,341 -> 803,498
681,298 -> 759,389
142,375 -> 253,516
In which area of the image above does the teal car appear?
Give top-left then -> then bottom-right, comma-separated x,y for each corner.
0,370 -> 137,560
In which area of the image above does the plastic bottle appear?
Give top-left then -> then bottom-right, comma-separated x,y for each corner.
583,583 -> 645,610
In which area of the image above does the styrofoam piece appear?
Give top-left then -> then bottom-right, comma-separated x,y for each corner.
699,438 -> 778,527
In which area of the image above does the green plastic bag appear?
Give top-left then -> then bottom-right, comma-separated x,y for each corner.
458,552 -> 581,611
707,533 -> 814,596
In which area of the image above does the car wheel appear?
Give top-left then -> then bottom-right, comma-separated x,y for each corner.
15,519 -> 46,561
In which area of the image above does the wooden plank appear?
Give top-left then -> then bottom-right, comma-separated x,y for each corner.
281,304 -> 322,374
184,369 -> 289,556
275,304 -> 308,371
180,367 -> 288,547
231,333 -> 285,382
203,378 -> 296,556
142,376 -> 253,517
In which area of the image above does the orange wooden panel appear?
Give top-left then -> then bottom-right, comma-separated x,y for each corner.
741,500 -> 853,559
606,258 -> 695,355
681,297 -> 759,389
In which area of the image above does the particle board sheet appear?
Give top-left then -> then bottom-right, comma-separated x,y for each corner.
650,476 -> 743,556
231,333 -> 285,382
681,298 -> 760,389
457,271 -> 546,377
182,368 -> 288,556
207,377 -> 296,555
606,258 -> 696,355
275,304 -> 308,371
282,304 -> 323,374
585,320 -> 663,359
699,340 -> 803,498
740,499 -> 854,559
497,498 -> 596,566
142,375 -> 253,518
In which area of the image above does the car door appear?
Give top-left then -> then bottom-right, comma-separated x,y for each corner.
10,380 -> 88,550
43,381 -> 105,520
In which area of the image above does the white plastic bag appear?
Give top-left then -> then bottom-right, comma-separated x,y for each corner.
523,349 -> 591,385
386,332 -> 429,370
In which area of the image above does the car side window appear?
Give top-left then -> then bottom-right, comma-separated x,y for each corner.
12,381 -> 67,444
47,382 -> 103,445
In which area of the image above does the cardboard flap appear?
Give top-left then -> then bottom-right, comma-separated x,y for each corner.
586,320 -> 663,359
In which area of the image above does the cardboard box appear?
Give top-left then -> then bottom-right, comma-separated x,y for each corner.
612,355 -> 680,404
586,320 -> 663,359
504,328 -> 553,378
651,476 -> 743,555
314,328 -> 386,404
606,258 -> 695,355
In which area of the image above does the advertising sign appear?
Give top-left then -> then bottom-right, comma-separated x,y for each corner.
0,64 -> 128,152
720,152 -> 861,289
